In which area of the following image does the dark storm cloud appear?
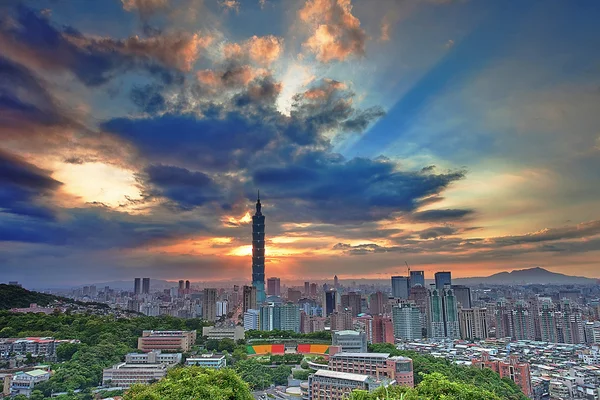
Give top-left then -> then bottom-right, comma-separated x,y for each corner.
253,156 -> 466,223
0,206 -> 206,248
0,56 -> 76,141
101,111 -> 278,171
410,208 -> 474,222
102,76 -> 466,224
0,4 -> 202,86
143,164 -> 222,209
0,149 -> 61,220
417,226 -> 458,239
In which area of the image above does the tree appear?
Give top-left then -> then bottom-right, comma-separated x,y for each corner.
56,342 -> 80,361
125,367 -> 253,400
29,391 -> 45,400
350,373 -> 503,400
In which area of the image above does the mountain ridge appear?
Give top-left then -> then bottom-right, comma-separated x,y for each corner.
454,267 -> 596,285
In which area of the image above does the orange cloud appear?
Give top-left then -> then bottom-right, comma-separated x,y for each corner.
222,211 -> 252,227
380,20 -> 390,41
219,0 -> 240,12
224,35 -> 284,66
66,32 -> 213,72
299,0 -> 366,62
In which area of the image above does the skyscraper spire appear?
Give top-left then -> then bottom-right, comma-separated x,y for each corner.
252,191 -> 266,304
255,190 -> 262,215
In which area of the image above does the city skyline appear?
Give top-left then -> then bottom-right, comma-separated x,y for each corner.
1,0 -> 600,286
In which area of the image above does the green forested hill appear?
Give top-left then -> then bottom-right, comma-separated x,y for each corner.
0,284 -> 64,309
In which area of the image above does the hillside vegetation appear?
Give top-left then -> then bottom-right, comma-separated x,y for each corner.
0,284 -> 64,309
369,343 -> 527,400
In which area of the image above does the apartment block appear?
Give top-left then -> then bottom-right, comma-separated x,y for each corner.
137,330 -> 196,352
125,350 -> 181,365
328,352 -> 414,387
202,326 -> 245,341
102,363 -> 168,388
185,353 -> 226,369
472,353 -> 532,398
308,370 -> 389,400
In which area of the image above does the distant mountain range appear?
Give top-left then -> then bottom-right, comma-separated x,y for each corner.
454,267 -> 597,285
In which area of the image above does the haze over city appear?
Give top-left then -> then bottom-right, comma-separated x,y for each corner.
1,0 -> 600,287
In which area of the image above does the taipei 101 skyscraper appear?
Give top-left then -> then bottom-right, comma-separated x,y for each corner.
252,191 -> 266,304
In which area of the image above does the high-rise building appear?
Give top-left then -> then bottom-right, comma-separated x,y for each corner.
142,278 -> 150,295
427,285 -> 459,339
203,288 -> 217,322
495,299 -> 514,339
428,287 -> 445,339
392,303 -> 422,340
341,292 -> 362,317
331,308 -> 353,331
558,299 -> 585,344
334,275 -> 339,289
89,285 -> 97,298
243,285 -> 257,313
304,281 -> 310,296
451,285 -> 471,309
252,192 -> 266,304
369,292 -> 384,315
325,290 -> 337,316
243,309 -> 259,331
372,315 -> 394,344
185,280 -> 190,290
539,299 -> 557,343
443,287 -> 460,339
134,278 -> 141,295
391,276 -> 410,299
178,280 -> 184,291
259,303 -> 281,331
310,283 -> 318,297
459,308 -> 488,340
280,302 -> 301,333
287,288 -> 302,303
434,272 -> 451,290
267,277 -> 281,296
512,301 -> 535,341
409,271 -> 425,287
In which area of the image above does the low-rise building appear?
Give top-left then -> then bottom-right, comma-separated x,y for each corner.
137,330 -> 196,352
308,369 -> 391,400
328,353 -> 414,387
332,330 -> 367,353
125,350 -> 181,365
202,326 -> 245,341
472,353 -> 532,398
102,363 -> 169,388
8,369 -> 51,397
185,353 -> 226,369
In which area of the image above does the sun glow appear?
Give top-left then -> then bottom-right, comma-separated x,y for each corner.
53,162 -> 143,208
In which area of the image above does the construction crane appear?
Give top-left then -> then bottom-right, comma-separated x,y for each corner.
405,261 -> 410,276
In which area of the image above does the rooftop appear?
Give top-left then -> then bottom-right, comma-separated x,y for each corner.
335,330 -> 362,336
313,369 -> 370,382
332,352 -> 390,358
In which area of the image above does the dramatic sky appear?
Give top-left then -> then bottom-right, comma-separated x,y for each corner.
1,0 -> 600,287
